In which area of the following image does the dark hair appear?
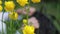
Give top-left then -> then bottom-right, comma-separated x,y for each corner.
31,7 -> 58,34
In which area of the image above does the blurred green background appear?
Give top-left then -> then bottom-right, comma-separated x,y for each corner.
44,2 -> 60,33
41,0 -> 60,33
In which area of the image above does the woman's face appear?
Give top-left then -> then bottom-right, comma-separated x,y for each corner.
22,7 -> 36,16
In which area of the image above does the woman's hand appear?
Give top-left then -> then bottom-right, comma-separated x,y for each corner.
28,17 -> 39,29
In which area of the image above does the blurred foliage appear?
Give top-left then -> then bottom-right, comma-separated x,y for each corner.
1,0 -> 60,34
44,2 -> 60,34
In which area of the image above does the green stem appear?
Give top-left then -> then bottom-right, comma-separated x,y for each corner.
26,0 -> 30,25
10,20 -> 13,34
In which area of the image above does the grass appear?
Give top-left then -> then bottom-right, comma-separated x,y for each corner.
45,2 -> 60,19
45,2 -> 60,33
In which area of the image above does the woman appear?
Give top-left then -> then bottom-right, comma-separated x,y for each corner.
23,6 -> 56,34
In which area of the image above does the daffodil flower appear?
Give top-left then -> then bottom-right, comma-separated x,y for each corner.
31,0 -> 41,3
9,12 -> 18,20
23,25 -> 35,34
4,1 -> 15,12
23,19 -> 28,25
17,0 -> 28,7
0,5 -> 3,12
0,0 -> 2,5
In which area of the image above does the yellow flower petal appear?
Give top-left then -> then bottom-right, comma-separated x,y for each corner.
23,25 -> 35,34
16,0 -> 28,7
31,0 -> 41,3
0,0 -> 2,5
23,19 -> 28,24
5,1 -> 15,11
0,5 -> 3,12
9,12 -> 18,20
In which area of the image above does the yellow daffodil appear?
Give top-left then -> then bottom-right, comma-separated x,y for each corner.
9,12 -> 18,20
17,0 -> 28,7
23,25 -> 35,34
23,19 -> 28,24
4,1 -> 15,11
0,0 -> 2,5
0,5 -> 3,12
31,0 -> 41,3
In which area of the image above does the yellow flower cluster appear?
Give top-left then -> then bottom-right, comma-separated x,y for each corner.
5,1 -> 15,11
9,12 -> 18,20
0,0 -> 2,5
0,5 -> 3,11
23,25 -> 35,34
17,0 -> 28,7
23,19 -> 28,25
0,0 -> 2,11
31,0 -> 41,3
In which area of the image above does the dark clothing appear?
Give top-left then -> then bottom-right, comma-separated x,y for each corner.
31,11 -> 56,34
